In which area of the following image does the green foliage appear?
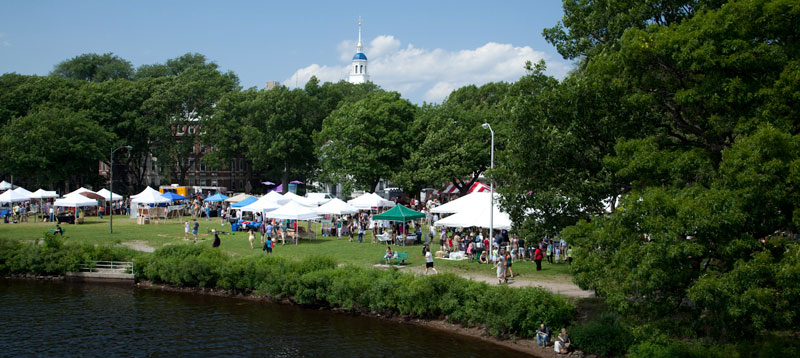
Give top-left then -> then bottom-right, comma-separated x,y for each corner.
317,91 -> 417,192
628,340 -> 738,358
570,312 -> 633,357
0,237 -> 139,275
51,52 -> 133,82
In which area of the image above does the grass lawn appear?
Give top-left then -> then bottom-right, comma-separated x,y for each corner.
0,215 -> 573,281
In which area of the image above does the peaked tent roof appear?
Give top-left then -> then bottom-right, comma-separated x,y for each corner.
265,200 -> 320,221
161,191 -> 187,201
231,196 -> 258,208
0,189 -> 30,203
203,193 -> 229,202
431,191 -> 499,214
315,198 -> 359,215
239,192 -> 290,213
434,198 -> 512,230
224,193 -> 253,203
0,180 -> 12,190
30,189 -> 59,199
283,192 -> 316,207
12,187 -> 34,198
347,192 -> 395,209
54,193 -> 98,207
65,187 -> 95,197
96,188 -> 123,201
131,186 -> 171,204
373,204 -> 425,222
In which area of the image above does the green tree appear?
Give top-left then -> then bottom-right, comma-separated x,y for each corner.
0,107 -> 113,189
316,91 -> 417,192
51,52 -> 133,82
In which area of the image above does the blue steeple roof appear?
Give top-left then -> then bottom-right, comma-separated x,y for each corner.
353,52 -> 367,60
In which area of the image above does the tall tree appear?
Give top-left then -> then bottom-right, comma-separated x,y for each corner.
316,91 -> 417,192
51,53 -> 133,82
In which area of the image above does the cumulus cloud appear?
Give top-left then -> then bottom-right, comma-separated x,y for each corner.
286,34 -> 570,103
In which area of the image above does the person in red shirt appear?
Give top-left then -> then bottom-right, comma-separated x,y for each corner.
534,246 -> 544,271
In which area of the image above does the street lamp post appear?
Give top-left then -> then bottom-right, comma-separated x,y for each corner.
482,123 -> 494,248
110,145 -> 132,234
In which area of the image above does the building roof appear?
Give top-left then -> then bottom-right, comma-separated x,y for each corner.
352,52 -> 367,60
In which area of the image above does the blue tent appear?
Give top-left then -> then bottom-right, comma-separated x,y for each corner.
161,192 -> 187,201
203,193 -> 229,202
231,196 -> 258,208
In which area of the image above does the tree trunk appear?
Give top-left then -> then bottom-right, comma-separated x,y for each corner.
281,158 -> 290,194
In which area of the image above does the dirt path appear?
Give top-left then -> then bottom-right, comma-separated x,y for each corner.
121,240 -> 155,253
396,265 -> 594,298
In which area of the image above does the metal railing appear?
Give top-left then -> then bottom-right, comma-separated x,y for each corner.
80,261 -> 134,275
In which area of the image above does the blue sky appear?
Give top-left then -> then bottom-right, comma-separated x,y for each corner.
0,0 -> 570,103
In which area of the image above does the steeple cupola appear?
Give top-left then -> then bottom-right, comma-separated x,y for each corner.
348,17 -> 369,84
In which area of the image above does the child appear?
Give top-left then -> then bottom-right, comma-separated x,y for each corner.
494,250 -> 506,284
384,246 -> 394,265
184,221 -> 190,240
248,228 -> 255,249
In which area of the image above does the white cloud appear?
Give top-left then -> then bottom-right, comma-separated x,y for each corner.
285,35 -> 571,103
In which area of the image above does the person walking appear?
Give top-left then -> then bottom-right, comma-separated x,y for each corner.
192,219 -> 199,243
505,251 -> 514,279
567,246 -> 574,265
184,221 -> 190,240
424,246 -> 438,275
546,242 -> 554,264
358,223 -> 365,243
493,249 -> 506,284
248,228 -> 255,249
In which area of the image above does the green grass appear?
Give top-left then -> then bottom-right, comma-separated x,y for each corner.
0,215 -> 573,281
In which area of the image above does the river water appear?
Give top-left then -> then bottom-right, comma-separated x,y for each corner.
0,280 -> 532,357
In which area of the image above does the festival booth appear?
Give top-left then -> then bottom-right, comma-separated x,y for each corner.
347,192 -> 396,210
265,200 -> 320,244
130,186 -> 171,224
53,193 -> 98,224
283,192 -> 317,207
235,192 -> 290,231
431,191 -> 497,214
372,205 -> 425,245
314,198 -> 359,236
434,198 -> 512,230
0,189 -> 30,203
231,196 -> 257,208
160,191 -> 188,218
31,189 -> 59,199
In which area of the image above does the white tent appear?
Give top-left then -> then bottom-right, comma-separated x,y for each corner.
130,187 -> 170,204
64,187 -> 95,197
434,196 -> 512,230
0,189 -> 30,203
239,191 -> 291,213
266,200 -> 320,221
54,193 -> 98,207
315,198 -> 359,215
431,191 -> 499,214
96,188 -> 123,201
283,192 -> 317,207
30,189 -> 59,199
347,192 -> 395,209
0,180 -> 14,191
224,193 -> 254,203
12,187 -> 34,198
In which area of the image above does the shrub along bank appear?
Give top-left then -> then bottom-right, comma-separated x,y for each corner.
0,237 -> 575,339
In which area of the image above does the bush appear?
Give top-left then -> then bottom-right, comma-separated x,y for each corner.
628,340 -> 738,358
570,312 -> 633,357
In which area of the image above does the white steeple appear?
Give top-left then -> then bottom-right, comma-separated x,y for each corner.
348,17 -> 369,84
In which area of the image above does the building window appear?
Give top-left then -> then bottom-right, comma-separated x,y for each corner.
360,65 -> 363,73
354,65 -> 357,73
200,162 -> 206,172
189,179 -> 195,186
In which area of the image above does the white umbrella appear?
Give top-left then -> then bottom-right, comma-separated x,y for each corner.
315,198 -> 359,215
0,189 -> 30,203
347,193 -> 395,209
283,192 -> 317,207
434,197 -> 512,230
54,193 -> 98,207
266,200 -> 320,221
30,189 -> 59,199
96,188 -> 123,201
431,191 -> 499,214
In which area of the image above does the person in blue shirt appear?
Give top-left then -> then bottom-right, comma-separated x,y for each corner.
536,323 -> 551,347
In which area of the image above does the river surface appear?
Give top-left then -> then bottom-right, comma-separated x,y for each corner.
0,279 -> 532,357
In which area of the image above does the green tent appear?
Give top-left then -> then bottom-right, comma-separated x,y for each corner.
372,204 -> 425,222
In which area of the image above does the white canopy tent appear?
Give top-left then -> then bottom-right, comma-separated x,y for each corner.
431,191 -> 498,214
0,189 -> 30,203
283,192 -> 317,207
130,186 -> 171,219
0,180 -> 14,191
96,188 -> 123,201
30,189 -> 59,199
315,198 -> 359,215
347,193 -> 396,210
239,191 -> 290,213
224,193 -> 254,203
53,193 -> 98,207
434,197 -> 512,230
265,200 -> 320,221
12,187 -> 34,198
64,187 -> 96,197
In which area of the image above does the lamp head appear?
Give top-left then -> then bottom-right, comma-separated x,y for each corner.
482,123 -> 490,129
125,145 -> 133,150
